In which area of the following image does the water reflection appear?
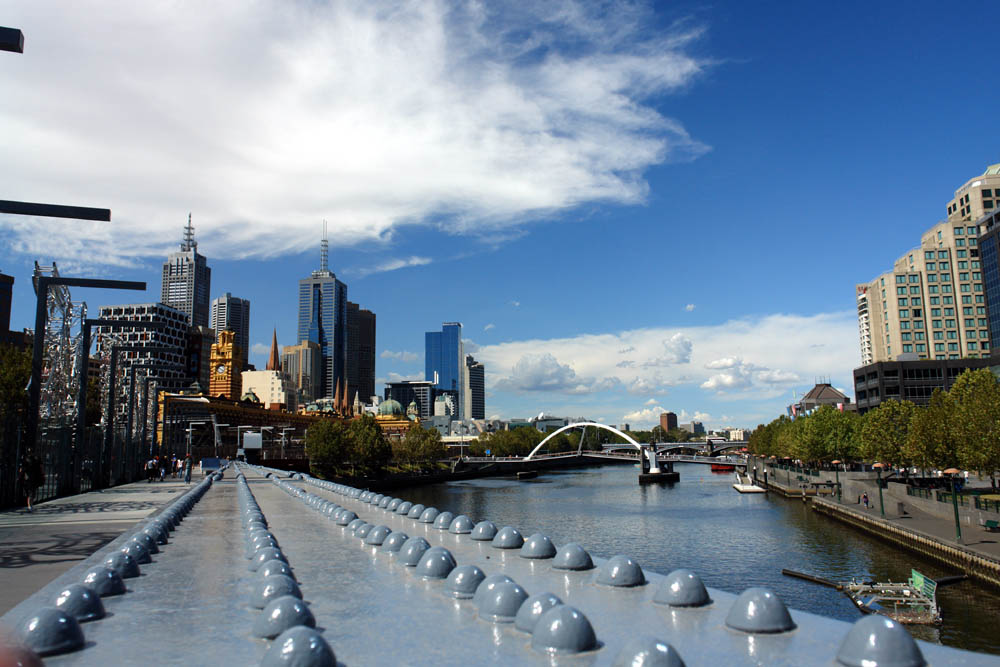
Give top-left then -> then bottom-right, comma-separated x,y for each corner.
394,463 -> 1000,655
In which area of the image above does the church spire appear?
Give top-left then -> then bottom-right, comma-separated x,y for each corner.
266,328 -> 280,371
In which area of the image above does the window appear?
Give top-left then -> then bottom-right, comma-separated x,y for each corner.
914,321 -> 924,329
927,274 -> 937,283
926,262 -> 937,270
897,287 -> 907,295
934,343 -> 944,351
964,307 -> 973,315
899,309 -> 909,318
944,307 -> 954,315
978,307 -> 987,314
942,284 -> 952,293
946,319 -> 956,327
972,261 -> 980,269
925,251 -> 935,260
961,283 -> 971,292
970,238 -> 978,247
984,189 -> 993,197
915,332 -> 925,340
896,275 -> 906,283
948,343 -> 959,351
939,251 -> 948,258
932,319 -> 942,327
968,226 -> 977,234
930,297 -> 940,305
910,286 -> 921,294
909,275 -> 920,283
973,272 -> 981,280
934,331 -> 944,340
956,238 -> 966,246
954,227 -> 964,235
898,298 -> 908,306
976,295 -> 985,303
912,298 -> 922,306
947,331 -> 957,339
958,261 -> 967,269
900,321 -> 910,329
913,308 -> 922,317
901,333 -> 911,341
968,342 -> 978,350
940,261 -> 950,270
916,344 -> 926,352
881,277 -> 885,286
986,200 -> 995,210
965,318 -> 975,327
983,341 -> 990,350
980,318 -> 988,327
928,285 -> 938,293
962,295 -> 972,304
957,250 -> 967,258
960,272 -> 970,281
903,344 -> 913,353
975,283 -> 982,292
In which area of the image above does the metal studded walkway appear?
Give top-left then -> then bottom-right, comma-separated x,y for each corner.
1,463 -> 995,665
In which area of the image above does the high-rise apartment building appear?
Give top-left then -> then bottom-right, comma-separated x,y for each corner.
282,340 -> 322,405
857,168 -> 992,363
346,301 -> 376,403
211,292 -> 250,370
465,355 -> 485,420
945,164 -> 1000,222
659,412 -> 678,433
976,207 -> 1000,357
297,233 -> 347,400
161,215 -> 211,328
426,322 -> 464,420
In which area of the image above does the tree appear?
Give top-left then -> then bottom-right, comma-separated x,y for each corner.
860,399 -> 915,465
949,368 -> 1000,488
348,414 -> 391,475
904,389 -> 956,473
0,344 -> 32,462
305,419 -> 352,478
398,423 -> 447,464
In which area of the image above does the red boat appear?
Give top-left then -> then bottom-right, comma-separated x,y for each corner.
711,463 -> 736,472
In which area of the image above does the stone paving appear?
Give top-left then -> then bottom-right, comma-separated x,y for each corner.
0,477 -> 199,615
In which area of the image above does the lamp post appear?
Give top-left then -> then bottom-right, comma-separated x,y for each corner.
832,460 -> 842,503
185,421 -> 208,456
260,427 -> 274,459
944,467 -> 963,544
280,427 -> 294,459
873,462 -> 886,518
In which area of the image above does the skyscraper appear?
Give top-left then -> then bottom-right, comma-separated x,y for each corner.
297,229 -> 347,400
282,339 -> 322,404
211,292 -> 250,369
857,166 -> 992,363
346,301 -> 376,403
425,322 -> 464,420
465,355 -> 485,420
161,214 -> 211,328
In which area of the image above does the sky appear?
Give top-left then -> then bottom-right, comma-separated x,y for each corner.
2,1 -> 999,430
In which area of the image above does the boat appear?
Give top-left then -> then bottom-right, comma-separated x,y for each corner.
711,463 -> 736,472
782,568 -> 943,625
733,471 -> 766,493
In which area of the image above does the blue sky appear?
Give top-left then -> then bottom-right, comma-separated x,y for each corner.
2,1 -> 999,429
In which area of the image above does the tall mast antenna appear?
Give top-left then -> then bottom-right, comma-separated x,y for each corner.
182,213 -> 197,251
320,220 -> 329,272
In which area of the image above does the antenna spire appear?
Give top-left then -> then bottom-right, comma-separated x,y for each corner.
320,220 -> 329,272
182,213 -> 197,251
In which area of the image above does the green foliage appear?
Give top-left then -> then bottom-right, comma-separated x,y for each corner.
0,344 -> 31,459
949,369 -> 1000,478
475,426 -> 543,457
348,414 -> 391,475
860,399 -> 915,464
305,419 -> 352,477
904,389 -> 957,471
396,423 -> 447,464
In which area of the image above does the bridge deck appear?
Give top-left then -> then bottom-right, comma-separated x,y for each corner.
1,466 -> 989,665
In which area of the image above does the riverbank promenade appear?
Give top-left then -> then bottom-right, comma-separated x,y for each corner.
2,464 -> 994,665
0,477 -> 193,616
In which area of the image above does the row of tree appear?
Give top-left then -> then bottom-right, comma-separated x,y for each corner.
748,369 -> 1000,486
305,415 -> 448,478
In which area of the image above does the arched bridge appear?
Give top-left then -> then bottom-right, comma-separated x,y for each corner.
524,422 -> 641,461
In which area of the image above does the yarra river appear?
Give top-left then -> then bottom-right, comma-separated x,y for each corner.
395,462 -> 1000,656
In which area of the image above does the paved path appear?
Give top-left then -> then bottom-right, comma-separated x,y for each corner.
0,478 -> 195,616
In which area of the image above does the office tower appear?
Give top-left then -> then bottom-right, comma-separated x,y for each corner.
282,340 -> 322,404
425,322 -> 464,420
384,380 -> 434,420
186,325 -> 215,390
94,303 -> 191,419
297,230 -> 347,400
209,329 -> 242,400
346,301 -> 376,403
945,164 -> 1000,222
857,168 -> 992,363
465,355 -> 485,420
211,292 -> 250,369
659,412 -> 677,433
977,207 -> 1000,357
161,215 -> 211,328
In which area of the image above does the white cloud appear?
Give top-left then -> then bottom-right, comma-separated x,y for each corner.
484,323 -> 496,331
476,311 -> 857,402
380,349 -> 419,363
352,256 -> 431,277
644,398 -> 658,406
0,2 -> 710,267
494,353 -> 619,395
377,371 -> 424,385
685,304 -> 696,312
251,342 -> 270,356
509,300 -> 521,308
622,406 -> 664,427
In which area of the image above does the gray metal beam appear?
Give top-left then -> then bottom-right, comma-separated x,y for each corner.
0,200 -> 110,221
0,26 -> 24,53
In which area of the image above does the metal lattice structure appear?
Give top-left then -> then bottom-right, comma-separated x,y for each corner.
33,262 -> 87,426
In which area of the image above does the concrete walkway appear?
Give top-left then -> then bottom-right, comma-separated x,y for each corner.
0,477 -> 196,616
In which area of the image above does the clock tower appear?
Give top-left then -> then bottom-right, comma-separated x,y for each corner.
209,329 -> 242,400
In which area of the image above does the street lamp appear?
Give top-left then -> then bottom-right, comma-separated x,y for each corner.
832,460 -> 842,503
873,462 -> 886,517
943,467 -> 963,544
279,427 -> 294,459
260,427 -> 274,459
186,421 -> 208,457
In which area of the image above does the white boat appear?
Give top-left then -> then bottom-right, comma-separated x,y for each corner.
733,471 -> 766,493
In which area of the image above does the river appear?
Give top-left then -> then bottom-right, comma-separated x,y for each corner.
393,462 -> 1000,656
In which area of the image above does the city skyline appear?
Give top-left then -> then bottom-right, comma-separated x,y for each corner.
3,2 -> 1000,428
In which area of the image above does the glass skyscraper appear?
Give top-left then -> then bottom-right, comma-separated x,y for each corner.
297,235 -> 347,400
425,322 -> 464,420
161,215 -> 211,328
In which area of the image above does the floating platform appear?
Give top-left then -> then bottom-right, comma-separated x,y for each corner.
733,472 -> 766,493
638,471 -> 680,484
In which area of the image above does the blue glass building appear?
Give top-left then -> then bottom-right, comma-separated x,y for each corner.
979,209 -> 1000,358
425,322 -> 464,420
297,237 -> 347,400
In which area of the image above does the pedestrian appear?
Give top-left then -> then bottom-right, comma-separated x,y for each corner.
170,455 -> 178,478
159,457 -> 166,482
145,458 -> 156,483
17,452 -> 44,512
862,492 -> 869,509
183,454 -> 192,484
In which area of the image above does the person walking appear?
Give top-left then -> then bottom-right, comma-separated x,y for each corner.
183,454 -> 192,484
17,452 -> 44,512
158,457 -> 166,482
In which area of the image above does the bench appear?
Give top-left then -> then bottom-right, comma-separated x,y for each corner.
983,520 -> 999,532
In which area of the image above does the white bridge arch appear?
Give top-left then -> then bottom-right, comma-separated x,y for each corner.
523,422 -> 642,461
